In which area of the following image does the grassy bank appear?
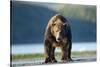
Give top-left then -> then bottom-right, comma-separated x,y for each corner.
11,51 -> 96,61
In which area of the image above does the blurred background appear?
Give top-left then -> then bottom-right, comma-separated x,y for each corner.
11,1 -> 96,54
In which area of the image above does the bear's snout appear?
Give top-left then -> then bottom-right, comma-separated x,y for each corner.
56,32 -> 62,42
56,37 -> 62,42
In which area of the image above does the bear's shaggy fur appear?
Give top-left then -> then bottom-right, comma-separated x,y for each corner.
44,14 -> 72,63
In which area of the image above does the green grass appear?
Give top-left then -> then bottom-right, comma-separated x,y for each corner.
11,51 -> 96,61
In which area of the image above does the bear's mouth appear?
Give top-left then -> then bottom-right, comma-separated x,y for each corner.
56,40 -> 61,42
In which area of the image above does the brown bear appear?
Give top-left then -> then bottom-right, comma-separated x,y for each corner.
44,14 -> 72,63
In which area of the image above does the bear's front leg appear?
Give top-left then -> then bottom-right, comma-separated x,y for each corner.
51,46 -> 57,63
60,46 -> 72,63
61,47 -> 68,62
44,40 -> 52,63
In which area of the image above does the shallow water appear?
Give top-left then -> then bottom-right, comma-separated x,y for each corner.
11,42 -> 96,54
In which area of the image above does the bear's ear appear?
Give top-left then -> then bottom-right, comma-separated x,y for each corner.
63,23 -> 67,27
63,23 -> 66,26
52,16 -> 58,26
52,16 -> 58,23
63,23 -> 69,27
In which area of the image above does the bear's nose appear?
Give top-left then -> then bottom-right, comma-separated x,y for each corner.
58,38 -> 61,40
57,38 -> 61,42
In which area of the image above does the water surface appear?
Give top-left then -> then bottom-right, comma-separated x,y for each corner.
11,42 -> 96,54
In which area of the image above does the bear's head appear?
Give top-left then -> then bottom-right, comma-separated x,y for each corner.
50,14 -> 69,42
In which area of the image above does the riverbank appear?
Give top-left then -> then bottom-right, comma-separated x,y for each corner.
11,51 -> 96,61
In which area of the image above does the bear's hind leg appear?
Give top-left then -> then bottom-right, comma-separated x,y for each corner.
68,40 -> 72,61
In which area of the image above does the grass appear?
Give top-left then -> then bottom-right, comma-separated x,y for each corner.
11,51 -> 96,61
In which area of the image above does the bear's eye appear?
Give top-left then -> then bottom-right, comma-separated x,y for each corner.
52,24 -> 56,26
52,22 -> 57,26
